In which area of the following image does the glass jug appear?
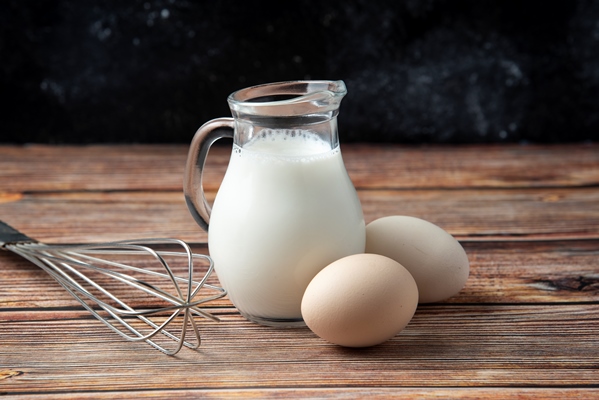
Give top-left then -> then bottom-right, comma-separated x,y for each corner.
184,80 -> 365,327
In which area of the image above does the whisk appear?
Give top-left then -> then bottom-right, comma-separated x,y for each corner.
0,220 -> 226,355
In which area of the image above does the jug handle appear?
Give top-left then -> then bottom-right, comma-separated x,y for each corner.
184,117 -> 235,231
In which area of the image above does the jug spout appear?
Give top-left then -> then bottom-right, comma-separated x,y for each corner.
227,80 -> 347,118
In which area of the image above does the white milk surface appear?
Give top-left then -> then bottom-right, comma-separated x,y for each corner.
208,131 -> 365,323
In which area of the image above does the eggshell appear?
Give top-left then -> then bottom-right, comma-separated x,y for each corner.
301,253 -> 418,347
365,216 -> 469,303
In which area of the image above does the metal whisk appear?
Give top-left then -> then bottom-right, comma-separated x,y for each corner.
0,221 -> 226,355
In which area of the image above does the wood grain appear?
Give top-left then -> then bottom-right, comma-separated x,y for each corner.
1,144 -> 598,398
0,305 -> 597,394
8,388 -> 598,399
0,187 -> 598,244
1,143 -> 598,192
346,142 -> 599,189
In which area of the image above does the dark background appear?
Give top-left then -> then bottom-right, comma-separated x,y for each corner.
2,0 -> 599,144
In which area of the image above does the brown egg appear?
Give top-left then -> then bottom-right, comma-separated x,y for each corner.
301,253 -> 418,347
366,216 -> 469,303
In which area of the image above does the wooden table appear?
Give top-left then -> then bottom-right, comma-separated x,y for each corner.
1,143 -> 598,398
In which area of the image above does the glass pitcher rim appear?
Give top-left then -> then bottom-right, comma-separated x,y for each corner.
227,80 -> 347,117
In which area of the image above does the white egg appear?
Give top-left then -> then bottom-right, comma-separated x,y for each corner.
301,253 -> 418,347
365,216 -> 469,303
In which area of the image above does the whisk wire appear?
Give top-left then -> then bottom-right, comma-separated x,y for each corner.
55,248 -> 190,314
11,245 -> 198,353
4,236 -> 226,355
61,248 -> 225,321
43,244 -> 226,309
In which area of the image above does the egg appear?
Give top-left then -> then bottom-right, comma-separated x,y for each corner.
301,253 -> 418,347
365,216 -> 469,303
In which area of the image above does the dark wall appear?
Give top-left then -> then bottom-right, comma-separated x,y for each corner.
2,0 -> 599,144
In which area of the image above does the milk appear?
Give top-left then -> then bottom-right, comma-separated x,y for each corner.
208,130 -> 365,325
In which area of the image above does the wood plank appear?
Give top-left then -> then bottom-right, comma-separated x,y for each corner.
360,187 -> 599,240
10,388 -> 599,399
0,144 -> 193,192
0,191 -> 204,244
346,142 -> 599,189
2,241 -> 598,309
0,187 -> 598,244
1,143 -> 598,192
1,305 -> 597,393
457,240 -> 599,304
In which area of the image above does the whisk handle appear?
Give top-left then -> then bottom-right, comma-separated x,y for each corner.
0,221 -> 37,247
